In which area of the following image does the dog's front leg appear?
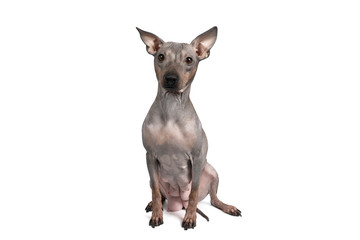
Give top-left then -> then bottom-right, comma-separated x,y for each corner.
182,156 -> 205,230
146,152 -> 163,228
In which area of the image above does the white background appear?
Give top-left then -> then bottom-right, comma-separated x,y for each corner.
1,0 -> 359,239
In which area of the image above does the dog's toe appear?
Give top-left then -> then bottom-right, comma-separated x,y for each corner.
149,216 -> 163,228
228,206 -> 242,217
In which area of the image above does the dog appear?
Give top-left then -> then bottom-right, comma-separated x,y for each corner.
137,26 -> 241,230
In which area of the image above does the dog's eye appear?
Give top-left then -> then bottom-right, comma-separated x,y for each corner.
185,57 -> 193,64
158,54 -> 165,62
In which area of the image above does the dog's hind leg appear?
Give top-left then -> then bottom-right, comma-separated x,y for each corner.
201,163 -> 242,217
145,194 -> 166,212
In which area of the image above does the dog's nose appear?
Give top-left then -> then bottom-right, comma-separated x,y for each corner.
164,74 -> 178,89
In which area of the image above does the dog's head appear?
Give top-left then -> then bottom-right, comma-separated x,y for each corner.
137,27 -> 217,93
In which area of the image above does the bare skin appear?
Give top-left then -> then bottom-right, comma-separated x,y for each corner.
137,27 -> 241,230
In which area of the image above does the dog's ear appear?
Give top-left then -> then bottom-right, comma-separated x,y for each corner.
191,27 -> 217,60
136,27 -> 164,55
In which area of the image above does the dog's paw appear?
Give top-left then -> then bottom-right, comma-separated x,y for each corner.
145,201 -> 153,212
149,211 -> 163,228
223,205 -> 242,217
182,210 -> 197,230
211,199 -> 242,217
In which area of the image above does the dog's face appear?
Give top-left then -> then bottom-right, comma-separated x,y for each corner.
137,27 -> 217,93
154,42 -> 198,92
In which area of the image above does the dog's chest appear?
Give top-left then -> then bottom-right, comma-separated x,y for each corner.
143,118 -> 197,153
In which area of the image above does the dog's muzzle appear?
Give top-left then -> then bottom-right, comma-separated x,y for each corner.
163,74 -> 179,89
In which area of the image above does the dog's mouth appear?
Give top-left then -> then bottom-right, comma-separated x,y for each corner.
162,83 -> 190,94
163,85 -> 178,91
161,74 -> 191,93
162,82 -> 181,92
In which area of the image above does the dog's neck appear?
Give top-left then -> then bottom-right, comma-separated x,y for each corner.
156,84 -> 192,122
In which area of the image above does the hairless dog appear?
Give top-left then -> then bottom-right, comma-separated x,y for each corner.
137,26 -> 241,230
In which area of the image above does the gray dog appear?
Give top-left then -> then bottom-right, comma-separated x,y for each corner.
137,27 -> 241,230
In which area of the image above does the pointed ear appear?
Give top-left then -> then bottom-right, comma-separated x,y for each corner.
136,27 -> 164,55
191,26 -> 217,60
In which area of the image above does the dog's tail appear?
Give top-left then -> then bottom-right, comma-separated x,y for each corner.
196,208 -> 209,222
